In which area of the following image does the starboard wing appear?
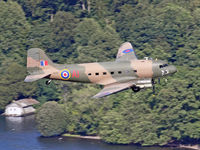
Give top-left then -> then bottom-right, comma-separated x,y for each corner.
116,42 -> 137,61
93,82 -> 133,98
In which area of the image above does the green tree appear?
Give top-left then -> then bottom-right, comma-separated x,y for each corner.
35,101 -> 66,137
0,1 -> 30,65
72,18 -> 122,63
62,84 -> 101,135
8,0 -> 200,146
28,11 -> 78,63
35,80 -> 61,104
0,63 -> 37,112
99,111 -> 132,144
115,2 -> 195,63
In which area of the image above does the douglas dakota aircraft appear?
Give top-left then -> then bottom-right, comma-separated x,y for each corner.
24,42 -> 177,98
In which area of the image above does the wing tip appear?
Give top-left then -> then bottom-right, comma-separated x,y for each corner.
116,42 -> 137,60
92,92 -> 111,99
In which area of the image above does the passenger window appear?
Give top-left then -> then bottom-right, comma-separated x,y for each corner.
103,72 -> 107,75
88,73 -> 92,76
163,64 -> 168,67
110,72 -> 114,75
160,64 -> 168,68
118,71 -> 122,74
133,70 -> 137,72
95,73 -> 99,75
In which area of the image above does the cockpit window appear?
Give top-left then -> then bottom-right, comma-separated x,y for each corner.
159,64 -> 168,68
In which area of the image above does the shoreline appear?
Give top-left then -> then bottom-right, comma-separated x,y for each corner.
179,144 -> 200,150
62,133 -> 101,140
62,133 -> 199,150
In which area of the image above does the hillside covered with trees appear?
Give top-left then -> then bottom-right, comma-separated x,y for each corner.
0,0 -> 200,146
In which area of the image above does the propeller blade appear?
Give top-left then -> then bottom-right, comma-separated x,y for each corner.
152,84 -> 155,94
158,78 -> 160,84
152,79 -> 155,94
152,79 -> 156,84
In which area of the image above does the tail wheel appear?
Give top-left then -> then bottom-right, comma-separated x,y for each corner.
131,86 -> 140,92
46,80 -> 52,85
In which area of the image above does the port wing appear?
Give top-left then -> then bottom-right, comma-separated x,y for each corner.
93,82 -> 133,98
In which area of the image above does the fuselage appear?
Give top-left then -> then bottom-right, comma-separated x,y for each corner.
48,59 -> 176,86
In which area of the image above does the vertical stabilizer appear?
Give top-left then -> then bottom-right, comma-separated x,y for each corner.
25,48 -> 55,82
27,48 -> 54,74
116,42 -> 137,61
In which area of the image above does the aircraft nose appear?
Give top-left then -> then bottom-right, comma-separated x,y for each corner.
169,65 -> 177,74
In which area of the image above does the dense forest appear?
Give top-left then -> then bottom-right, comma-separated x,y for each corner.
0,0 -> 200,146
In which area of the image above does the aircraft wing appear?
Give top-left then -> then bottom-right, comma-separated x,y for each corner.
116,42 -> 137,61
93,82 -> 133,98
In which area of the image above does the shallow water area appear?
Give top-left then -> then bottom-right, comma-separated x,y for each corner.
0,116 -> 190,150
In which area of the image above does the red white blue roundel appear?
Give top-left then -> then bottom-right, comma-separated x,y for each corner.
60,69 -> 71,80
122,49 -> 134,53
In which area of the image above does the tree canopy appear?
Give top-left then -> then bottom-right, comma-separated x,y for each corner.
0,0 -> 200,146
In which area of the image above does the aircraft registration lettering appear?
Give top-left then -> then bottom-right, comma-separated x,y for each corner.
72,70 -> 79,78
122,49 -> 134,53
60,69 -> 71,80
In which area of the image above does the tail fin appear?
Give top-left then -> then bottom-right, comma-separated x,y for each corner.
116,42 -> 138,61
25,48 -> 55,82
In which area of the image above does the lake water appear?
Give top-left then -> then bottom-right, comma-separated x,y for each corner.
0,116 -> 189,150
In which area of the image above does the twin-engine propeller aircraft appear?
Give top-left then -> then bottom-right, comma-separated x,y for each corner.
24,42 -> 177,98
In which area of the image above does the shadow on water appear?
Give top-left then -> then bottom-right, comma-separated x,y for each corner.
0,116 -> 189,150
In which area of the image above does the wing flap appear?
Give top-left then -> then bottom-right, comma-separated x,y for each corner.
93,82 -> 133,98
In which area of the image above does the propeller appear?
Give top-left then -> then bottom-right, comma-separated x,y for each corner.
152,84 -> 155,94
158,78 -> 160,84
152,79 -> 156,94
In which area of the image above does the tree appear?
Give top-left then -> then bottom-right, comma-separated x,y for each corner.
3,0 -> 200,146
115,2 -> 195,63
35,80 -> 61,104
72,18 -> 122,63
35,101 -> 66,137
99,111 -> 132,144
0,1 -> 30,65
62,84 -> 102,135
50,11 -> 79,62
0,63 -> 37,112
28,11 -> 78,63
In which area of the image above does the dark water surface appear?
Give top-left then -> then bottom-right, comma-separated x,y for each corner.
0,116 -> 188,150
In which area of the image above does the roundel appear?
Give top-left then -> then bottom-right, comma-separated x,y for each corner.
60,69 -> 71,80
122,49 -> 134,53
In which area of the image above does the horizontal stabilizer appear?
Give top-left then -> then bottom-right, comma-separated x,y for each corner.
24,74 -> 50,82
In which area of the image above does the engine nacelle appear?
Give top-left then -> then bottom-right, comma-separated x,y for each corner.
135,79 -> 152,89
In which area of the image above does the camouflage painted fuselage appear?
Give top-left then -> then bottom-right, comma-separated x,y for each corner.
50,60 -> 154,83
25,42 -> 177,98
